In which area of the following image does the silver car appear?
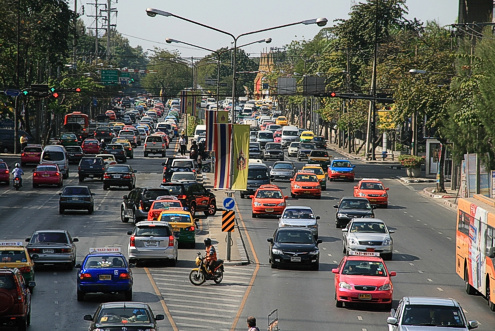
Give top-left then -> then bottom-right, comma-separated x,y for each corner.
270,161 -> 296,181
342,218 -> 394,260
278,206 -> 320,238
387,297 -> 478,330
170,171 -> 197,183
127,221 -> 178,266
25,230 -> 79,269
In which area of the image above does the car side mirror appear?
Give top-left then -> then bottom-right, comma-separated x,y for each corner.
317,239 -> 322,244
155,314 -> 165,321
267,238 -> 273,243
353,186 -> 358,189
334,205 -> 339,208
389,229 -> 395,234
316,216 -> 320,220
83,315 -> 93,321
25,238 -> 30,242
161,162 -> 166,166
32,169 -> 35,172
123,195 -> 128,199
331,268 -> 339,274
73,238 -> 79,242
290,178 -> 294,181
127,231 -> 133,235
284,196 -> 288,199
468,320 -> 479,329
385,187 -> 390,190
389,271 -> 397,277
342,228 -> 348,232
352,165 -> 355,168
386,317 -> 398,325
28,281 -> 36,288
249,195 -> 254,199
75,264 -> 81,268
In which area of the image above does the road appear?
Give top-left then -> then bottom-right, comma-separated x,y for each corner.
1,141 -> 495,330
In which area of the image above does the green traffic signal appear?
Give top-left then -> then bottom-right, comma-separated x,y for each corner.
22,90 -> 29,96
50,87 -> 55,92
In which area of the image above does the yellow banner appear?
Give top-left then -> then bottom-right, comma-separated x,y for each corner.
231,124 -> 250,190
217,111 -> 229,123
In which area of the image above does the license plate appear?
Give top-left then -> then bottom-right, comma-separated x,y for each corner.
358,293 -> 372,300
145,241 -> 158,247
265,208 -> 274,212
43,174 -> 50,177
340,176 -> 346,178
113,174 -> 121,178
369,199 -> 377,202
304,191 -> 310,194
72,197 -> 80,201
110,151 -> 117,154
99,275 -> 111,280
290,256 -> 301,262
43,249 -> 54,254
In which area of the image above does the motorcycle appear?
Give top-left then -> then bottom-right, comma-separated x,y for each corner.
189,252 -> 224,286
13,177 -> 21,191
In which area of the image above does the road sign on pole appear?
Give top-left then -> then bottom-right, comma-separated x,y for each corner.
223,197 -> 235,210
101,69 -> 119,85
222,211 -> 235,232
4,89 -> 20,97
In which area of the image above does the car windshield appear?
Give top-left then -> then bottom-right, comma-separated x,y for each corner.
265,144 -> 280,150
313,137 -> 323,141
63,187 -> 90,195
340,200 -> 372,210
333,161 -> 352,168
36,166 -> 57,172
342,261 -> 387,276
349,222 -> 386,233
85,256 -> 125,268
248,168 -> 268,180
97,307 -> 151,324
402,305 -> 466,327
258,132 -> 273,139
159,213 -> 191,223
152,201 -> 182,209
31,232 -> 68,244
256,190 -> 282,199
282,208 -> 315,219
300,143 -> 314,149
311,151 -> 328,157
135,226 -> 171,237
0,250 -> 27,263
360,182 -> 384,190
107,166 -> 130,172
274,163 -> 293,170
285,131 -> 299,137
304,168 -> 323,175
295,174 -> 318,182
249,146 -> 260,151
276,231 -> 314,244
289,142 -> 300,147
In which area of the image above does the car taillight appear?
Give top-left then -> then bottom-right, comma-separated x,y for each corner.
177,195 -> 186,200
162,143 -> 165,148
188,226 -> 195,231
168,235 -> 175,246
28,248 -> 40,253
139,201 -> 144,210
144,143 -> 147,148
60,248 -> 73,253
78,166 -> 81,171
104,174 -> 111,179
129,235 -> 135,247
80,273 -> 92,280
33,172 -> 38,177
4,170 -> 8,174
18,266 -> 31,273
55,173 -> 60,177
123,174 -> 131,179
119,273 -> 131,279
21,153 -> 25,156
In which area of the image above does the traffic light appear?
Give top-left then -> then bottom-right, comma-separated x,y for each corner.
75,87 -> 81,92
129,78 -> 135,84
22,90 -> 29,96
50,87 -> 56,92
52,92 -> 59,99
329,92 -> 337,97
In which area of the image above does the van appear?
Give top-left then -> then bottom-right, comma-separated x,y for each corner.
256,130 -> 274,148
240,162 -> 270,198
40,145 -> 69,178
281,125 -> 299,148
194,125 -> 206,142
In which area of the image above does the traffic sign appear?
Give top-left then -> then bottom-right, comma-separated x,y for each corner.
101,69 -> 119,85
223,197 -> 235,210
222,210 -> 235,232
4,89 -> 20,97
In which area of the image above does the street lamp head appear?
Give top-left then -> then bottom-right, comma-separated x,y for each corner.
409,69 -> 427,74
146,8 -> 157,17
316,17 -> 328,27
165,38 -> 176,44
265,38 -> 272,44
146,8 -> 172,17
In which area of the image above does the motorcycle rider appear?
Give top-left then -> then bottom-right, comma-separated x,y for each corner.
12,163 -> 24,187
204,238 -> 217,274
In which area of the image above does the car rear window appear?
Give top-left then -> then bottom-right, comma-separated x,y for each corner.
31,232 -> 68,244
85,256 -> 125,268
63,187 -> 90,195
107,145 -> 123,150
172,161 -> 194,168
24,147 -> 41,152
311,151 -> 328,157
147,136 -> 163,143
0,163 -> 6,170
159,213 -> 191,223
80,158 -> 103,166
144,189 -> 178,200
0,250 -> 27,263
36,166 -> 57,172
135,226 -> 171,237
42,151 -> 65,161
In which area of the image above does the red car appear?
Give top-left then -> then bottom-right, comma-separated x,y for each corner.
21,144 -> 43,166
332,252 -> 396,309
105,110 -> 116,120
81,139 -> 101,154
147,196 -> 184,221
0,160 -> 9,184
274,130 -> 282,143
32,163 -> 63,188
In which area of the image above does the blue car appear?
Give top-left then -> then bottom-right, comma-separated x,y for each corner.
328,159 -> 355,182
76,249 -> 133,301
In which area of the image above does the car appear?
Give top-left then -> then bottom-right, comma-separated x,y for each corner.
163,166 -> 194,183
301,164 -> 327,190
127,221 -> 178,266
342,218 -> 394,260
313,136 -> 326,149
81,138 -> 101,154
94,126 -> 115,142
157,209 -> 197,248
297,142 -> 316,161
103,164 -> 136,190
241,162 -> 271,198
144,134 -> 166,157
65,145 -> 85,164
256,130 -> 274,148
25,229 -> 79,269
121,187 -> 178,223
59,185 -> 95,214
334,197 -> 375,228
263,142 -> 284,160
290,171 -> 322,199
275,116 -> 288,126
387,297 -> 479,330
118,130 -> 139,147
266,124 -> 282,133
159,182 -> 217,217
170,171 -> 197,183
170,158 -> 198,171
96,153 -> 117,167
250,184 -> 287,218
249,142 -> 263,159
307,149 -> 331,169
32,163 -> 63,188
59,132 -> 79,146
278,206 -> 320,238
105,110 -> 116,120
78,156 -> 106,182
147,196 -> 184,221
83,301 -> 165,331
287,142 -> 300,157
0,160 -> 9,185
0,268 -> 34,331
102,143 -> 127,163
0,241 -> 35,290
267,227 -> 322,270
76,248 -> 133,301
329,159 -> 355,181
21,144 -> 42,166
40,145 -> 70,179
273,130 -> 282,143
270,161 -> 296,181
299,130 -> 315,142
354,178 -> 389,208
113,138 -> 134,159
332,252 -> 396,309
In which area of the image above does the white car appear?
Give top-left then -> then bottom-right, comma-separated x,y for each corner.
96,154 -> 117,167
342,218 -> 394,260
170,172 -> 197,183
278,206 -> 320,238
288,142 -> 300,157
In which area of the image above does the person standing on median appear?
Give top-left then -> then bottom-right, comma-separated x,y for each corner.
179,135 -> 186,156
20,134 -> 28,151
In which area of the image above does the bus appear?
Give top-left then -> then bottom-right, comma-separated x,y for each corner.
456,194 -> 495,310
63,111 -> 90,140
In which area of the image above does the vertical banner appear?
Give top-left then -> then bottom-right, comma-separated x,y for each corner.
185,91 -> 194,115
205,110 -> 217,151
232,124 -> 250,190
180,91 -> 186,114
216,111 -> 229,124
213,124 -> 232,189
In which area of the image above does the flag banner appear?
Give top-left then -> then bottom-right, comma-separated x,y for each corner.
185,91 -> 194,115
213,124 -> 232,189
232,124 -> 250,190
205,110 -> 217,151
216,111 -> 229,123
180,91 -> 186,114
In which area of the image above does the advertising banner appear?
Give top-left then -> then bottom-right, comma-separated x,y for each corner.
213,124 -> 232,189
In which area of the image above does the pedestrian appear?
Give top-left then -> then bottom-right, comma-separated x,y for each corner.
20,134 -> 28,151
247,316 -> 260,331
179,135 -> 186,156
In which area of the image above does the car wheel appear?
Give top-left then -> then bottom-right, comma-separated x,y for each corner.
130,154 -> 133,159
322,186 -> 326,191
33,183 -> 38,188
170,254 -> 177,267
162,152 -> 166,157
67,260 -> 75,270
291,193 -> 295,198
59,206 -> 64,214
270,261 -> 276,269
63,170 -> 69,179
465,267 -> 476,295
382,253 -> 392,260
204,201 -> 217,216
312,262 -> 319,271
382,204 -> 388,208
21,162 -> 26,167
343,244 -> 346,254
252,213 -> 256,218
18,317 -> 28,331
77,290 -> 85,301
88,206 -> 94,214
78,175 -> 84,182
103,184 -> 109,190
131,209 -> 138,224
128,184 -> 133,190
121,206 -> 129,223
317,195 -> 321,199
144,152 -> 148,157
124,289 -> 132,301
336,222 -> 340,229
335,294 -> 343,308
240,193 -> 245,199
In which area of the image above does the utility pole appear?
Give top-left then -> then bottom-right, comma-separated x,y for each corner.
87,0 -> 106,62
100,0 -> 118,61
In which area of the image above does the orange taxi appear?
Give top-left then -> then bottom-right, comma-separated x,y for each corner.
290,171 -> 322,199
147,196 -> 184,221
250,184 -> 288,218
353,178 -> 389,208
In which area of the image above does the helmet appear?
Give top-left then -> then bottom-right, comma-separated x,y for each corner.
204,238 -> 212,246
15,163 -> 20,168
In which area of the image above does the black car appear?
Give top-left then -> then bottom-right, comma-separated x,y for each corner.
263,143 -> 284,161
103,164 -> 136,190
78,157 -> 106,182
59,185 -> 95,214
103,144 -> 127,163
267,227 -> 322,270
121,187 -> 180,223
297,142 -> 316,161
313,136 -> 327,149
94,126 -> 114,143
159,182 -> 217,217
334,197 -> 375,228
249,142 -> 263,159
66,145 -> 85,164
84,302 -> 164,331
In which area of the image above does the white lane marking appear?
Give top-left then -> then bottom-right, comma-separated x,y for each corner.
427,279 -> 433,282
438,232 -> 443,235
437,287 -> 444,292
446,237 -> 452,240
357,316 -> 363,321
409,263 -> 414,266
418,270 -> 424,274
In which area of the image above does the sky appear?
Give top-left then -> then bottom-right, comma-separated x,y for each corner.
74,0 -> 459,59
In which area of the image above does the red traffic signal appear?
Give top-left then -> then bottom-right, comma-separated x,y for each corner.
329,92 -> 337,97
52,92 -> 59,98
75,88 -> 81,92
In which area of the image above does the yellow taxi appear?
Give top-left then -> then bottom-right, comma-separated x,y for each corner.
111,122 -> 125,128
0,241 -> 35,290
157,208 -> 197,248
275,116 -> 288,126
302,164 -> 327,190
300,131 -> 315,142
113,138 -> 134,159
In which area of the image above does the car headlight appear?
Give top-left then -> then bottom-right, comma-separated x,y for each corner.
254,202 -> 262,206
378,283 -> 392,291
277,202 -> 286,207
316,185 -> 321,189
348,238 -> 358,245
358,192 -> 366,197
381,192 -> 388,197
272,248 -> 283,255
383,238 -> 392,245
308,249 -> 319,255
331,170 -> 337,174
337,213 -> 347,218
294,184 -> 301,189
309,224 -> 318,229
339,281 -> 353,290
